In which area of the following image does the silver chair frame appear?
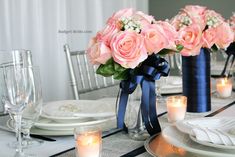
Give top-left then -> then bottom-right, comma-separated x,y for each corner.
64,44 -> 119,100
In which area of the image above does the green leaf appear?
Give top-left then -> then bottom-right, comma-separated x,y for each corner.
114,62 -> 126,72
113,70 -> 129,80
96,64 -> 113,77
96,59 -> 115,77
176,44 -> 184,51
211,44 -> 219,52
158,49 -> 171,56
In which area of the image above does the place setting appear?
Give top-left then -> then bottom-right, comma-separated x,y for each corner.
145,95 -> 235,157
1,2 -> 235,157
5,99 -> 116,136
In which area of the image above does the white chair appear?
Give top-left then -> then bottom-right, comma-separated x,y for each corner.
64,44 -> 119,100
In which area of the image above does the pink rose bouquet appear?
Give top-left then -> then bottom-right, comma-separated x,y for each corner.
87,8 -> 181,80
171,5 -> 234,56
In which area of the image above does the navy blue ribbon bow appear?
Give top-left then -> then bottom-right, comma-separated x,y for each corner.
117,54 -> 170,135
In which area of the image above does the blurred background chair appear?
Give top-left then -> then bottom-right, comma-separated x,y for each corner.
64,44 -> 120,100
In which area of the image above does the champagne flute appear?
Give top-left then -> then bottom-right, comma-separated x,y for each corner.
4,66 -> 31,156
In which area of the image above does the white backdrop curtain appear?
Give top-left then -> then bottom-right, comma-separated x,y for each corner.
0,0 -> 149,101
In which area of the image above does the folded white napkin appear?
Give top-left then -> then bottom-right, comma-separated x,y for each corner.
191,127 -> 235,146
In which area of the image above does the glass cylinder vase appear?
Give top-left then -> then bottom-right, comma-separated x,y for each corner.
182,48 -> 211,112
125,86 -> 149,141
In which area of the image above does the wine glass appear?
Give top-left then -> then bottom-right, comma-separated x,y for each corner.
175,53 -> 182,76
21,66 -> 43,148
7,66 -> 43,151
155,77 -> 168,103
0,50 -> 32,116
4,66 -> 32,156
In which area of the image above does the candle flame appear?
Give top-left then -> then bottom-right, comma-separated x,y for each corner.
221,78 -> 227,85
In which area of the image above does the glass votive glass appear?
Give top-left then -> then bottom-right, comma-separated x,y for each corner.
216,77 -> 232,98
74,125 -> 102,157
166,96 -> 187,123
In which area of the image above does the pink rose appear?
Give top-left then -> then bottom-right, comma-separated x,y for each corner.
87,38 -> 112,65
170,13 -> 185,31
156,21 -> 178,50
133,11 -> 154,27
177,24 -> 203,56
183,5 -> 207,16
202,27 -> 217,48
215,22 -> 234,49
96,22 -> 120,46
135,11 -> 154,23
111,31 -> 147,69
205,10 -> 224,23
141,24 -> 169,54
107,8 -> 134,25
183,5 -> 206,29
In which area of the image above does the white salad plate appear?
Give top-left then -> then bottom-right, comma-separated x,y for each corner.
162,125 -> 235,157
34,116 -> 116,131
41,100 -> 115,123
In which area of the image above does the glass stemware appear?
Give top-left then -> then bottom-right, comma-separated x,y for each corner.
0,50 -> 32,116
175,53 -> 182,76
7,66 -> 43,151
155,77 -> 168,103
4,66 -> 32,156
21,66 -> 43,148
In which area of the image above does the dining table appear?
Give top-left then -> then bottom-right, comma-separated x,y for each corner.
0,80 -> 235,157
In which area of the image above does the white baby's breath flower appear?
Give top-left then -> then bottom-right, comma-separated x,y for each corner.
128,21 -> 134,26
124,25 -> 130,30
135,28 -> 140,33
206,16 -> 220,28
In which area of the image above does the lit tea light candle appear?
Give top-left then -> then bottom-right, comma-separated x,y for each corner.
166,96 -> 187,123
74,127 -> 102,157
216,77 -> 232,98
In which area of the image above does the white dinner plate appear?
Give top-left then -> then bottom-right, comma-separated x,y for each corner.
41,100 -> 115,123
34,116 -> 116,131
162,126 -> 235,157
6,118 -> 116,136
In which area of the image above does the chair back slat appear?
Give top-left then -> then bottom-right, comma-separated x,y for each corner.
64,44 -> 119,99
75,55 -> 85,89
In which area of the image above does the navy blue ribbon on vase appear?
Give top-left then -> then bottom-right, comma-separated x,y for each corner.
117,54 -> 170,135
182,48 -> 211,112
